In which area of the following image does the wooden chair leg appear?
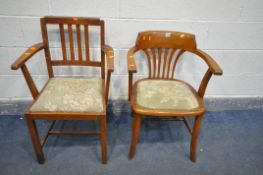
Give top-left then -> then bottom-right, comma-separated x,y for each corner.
129,113 -> 141,160
26,118 -> 45,164
100,116 -> 107,164
190,114 -> 204,162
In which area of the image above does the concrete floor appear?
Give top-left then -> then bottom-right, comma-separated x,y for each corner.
0,107 -> 263,175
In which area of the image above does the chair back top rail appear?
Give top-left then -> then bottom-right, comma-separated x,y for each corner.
136,31 -> 197,51
43,16 -> 101,25
40,16 -> 105,78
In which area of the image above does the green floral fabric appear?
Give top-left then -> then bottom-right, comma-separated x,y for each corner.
136,80 -> 199,110
30,78 -> 104,112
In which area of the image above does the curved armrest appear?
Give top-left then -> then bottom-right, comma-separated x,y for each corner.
192,49 -> 223,75
10,43 -> 45,99
102,45 -> 114,72
127,47 -> 138,73
11,43 -> 46,70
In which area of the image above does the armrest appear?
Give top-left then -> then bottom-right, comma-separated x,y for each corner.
102,45 -> 114,72
193,49 -> 223,75
11,42 -> 46,70
127,47 -> 138,73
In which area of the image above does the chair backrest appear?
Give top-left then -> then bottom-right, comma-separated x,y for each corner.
40,16 -> 106,79
134,31 -> 197,79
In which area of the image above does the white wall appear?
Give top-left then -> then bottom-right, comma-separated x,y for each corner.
1,0 -> 263,100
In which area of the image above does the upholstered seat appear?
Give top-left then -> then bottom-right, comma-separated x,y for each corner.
30,78 -> 104,112
136,79 -> 199,110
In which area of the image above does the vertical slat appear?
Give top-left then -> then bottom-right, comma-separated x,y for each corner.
157,48 -> 162,78
171,50 -> 185,79
166,49 -> 176,79
162,48 -> 169,78
68,24 -> 75,61
59,24 -> 67,62
100,21 -> 105,79
143,49 -> 152,78
76,24 -> 82,62
151,48 -> 157,78
40,18 -> 54,78
84,25 -> 90,63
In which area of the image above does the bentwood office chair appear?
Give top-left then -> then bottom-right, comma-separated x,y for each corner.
11,16 -> 114,164
127,31 -> 222,162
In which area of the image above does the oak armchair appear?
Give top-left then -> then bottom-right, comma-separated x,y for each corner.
11,16 -> 114,164
127,31 -> 222,162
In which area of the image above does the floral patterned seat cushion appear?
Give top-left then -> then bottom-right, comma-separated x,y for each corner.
136,80 -> 199,110
30,78 -> 104,112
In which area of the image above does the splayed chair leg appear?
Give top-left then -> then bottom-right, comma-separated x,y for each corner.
129,113 -> 141,160
190,114 -> 204,162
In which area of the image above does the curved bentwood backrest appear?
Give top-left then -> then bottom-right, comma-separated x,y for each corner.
134,31 -> 197,79
40,16 -> 106,79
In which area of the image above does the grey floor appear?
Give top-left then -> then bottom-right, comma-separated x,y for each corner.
0,109 -> 263,175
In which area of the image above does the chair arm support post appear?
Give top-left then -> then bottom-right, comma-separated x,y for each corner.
21,64 -> 39,99
198,69 -> 212,97
105,71 -> 112,103
102,45 -> 114,104
11,42 -> 46,70
128,72 -> 133,101
127,47 -> 138,101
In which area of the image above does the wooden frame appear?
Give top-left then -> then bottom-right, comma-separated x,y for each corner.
11,16 -> 114,164
127,31 -> 222,162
